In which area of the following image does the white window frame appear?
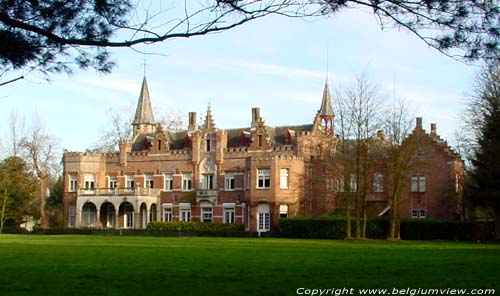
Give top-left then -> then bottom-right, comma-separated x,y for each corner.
68,204 -> 76,228
337,176 -> 345,193
203,174 -> 215,190
201,205 -> 213,222
126,175 -> 135,189
373,173 -> 384,193
108,176 -> 117,190
223,203 -> 235,224
83,174 -> 95,190
280,168 -> 289,189
350,173 -> 357,192
179,203 -> 191,221
182,173 -> 192,191
163,203 -> 173,222
257,204 -> 271,232
224,173 -> 235,191
145,174 -> 154,188
411,175 -> 426,193
411,208 -> 427,218
279,204 -> 289,219
69,174 -> 77,192
82,203 -> 96,228
164,174 -> 173,191
257,168 -> 271,189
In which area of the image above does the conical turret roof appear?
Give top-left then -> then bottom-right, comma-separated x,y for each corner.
132,77 -> 155,125
319,81 -> 334,117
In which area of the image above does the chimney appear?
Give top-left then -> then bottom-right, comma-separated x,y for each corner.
119,141 -> 131,167
416,117 -> 423,129
430,123 -> 437,135
188,112 -> 197,131
251,107 -> 261,126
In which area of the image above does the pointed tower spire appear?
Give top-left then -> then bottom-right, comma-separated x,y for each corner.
132,77 -> 156,137
317,79 -> 335,135
204,102 -> 216,130
319,81 -> 334,117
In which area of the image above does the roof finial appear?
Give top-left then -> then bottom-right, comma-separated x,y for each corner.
143,56 -> 147,77
326,45 -> 329,82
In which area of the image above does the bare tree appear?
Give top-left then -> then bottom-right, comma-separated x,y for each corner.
383,98 -> 416,240
6,110 -> 25,158
90,105 -> 186,153
20,114 -> 59,228
335,73 -> 384,238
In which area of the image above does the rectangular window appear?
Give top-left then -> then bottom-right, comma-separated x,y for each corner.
179,203 -> 191,222
257,168 -> 271,189
206,139 -> 211,152
279,204 -> 289,219
258,212 -> 270,231
69,174 -> 77,192
373,173 -> 384,193
337,176 -> 345,192
145,174 -> 154,188
411,209 -> 427,218
280,168 -> 289,189
84,174 -> 95,189
223,203 -> 235,224
411,175 -> 426,192
350,174 -> 357,192
182,174 -> 192,191
126,175 -> 135,189
163,204 -> 172,222
455,173 -> 459,193
225,173 -> 235,191
68,205 -> 76,228
203,174 -> 214,190
164,174 -> 173,191
108,176 -> 117,190
202,206 -> 213,222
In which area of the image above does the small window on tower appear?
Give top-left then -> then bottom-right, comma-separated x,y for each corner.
206,139 -> 211,152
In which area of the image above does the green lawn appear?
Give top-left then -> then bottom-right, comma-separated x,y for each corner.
0,235 -> 498,296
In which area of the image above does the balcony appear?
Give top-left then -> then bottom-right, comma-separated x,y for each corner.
196,189 -> 217,203
78,188 -> 161,197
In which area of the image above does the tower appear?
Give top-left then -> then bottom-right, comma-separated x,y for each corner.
132,76 -> 156,138
317,80 -> 335,135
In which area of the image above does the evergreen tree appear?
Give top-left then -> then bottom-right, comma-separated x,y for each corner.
470,63 -> 500,237
0,157 -> 37,233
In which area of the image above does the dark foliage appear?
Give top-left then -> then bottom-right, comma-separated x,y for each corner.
279,216 -> 495,240
0,156 -> 37,228
0,0 -> 131,74
0,0 -> 497,76
469,62 -> 500,236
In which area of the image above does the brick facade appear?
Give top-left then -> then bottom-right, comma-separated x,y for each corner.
62,77 -> 463,232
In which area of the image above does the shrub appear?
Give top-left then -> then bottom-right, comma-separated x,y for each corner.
280,216 -> 494,241
147,221 -> 244,233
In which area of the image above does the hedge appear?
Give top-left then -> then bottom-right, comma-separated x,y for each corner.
400,219 -> 495,241
279,216 -> 495,241
146,221 -> 244,233
279,216 -> 389,239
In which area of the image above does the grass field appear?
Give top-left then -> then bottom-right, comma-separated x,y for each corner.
0,235 -> 499,296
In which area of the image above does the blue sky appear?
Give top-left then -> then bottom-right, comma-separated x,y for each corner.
0,6 -> 478,155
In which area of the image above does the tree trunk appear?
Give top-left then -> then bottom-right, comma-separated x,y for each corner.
0,188 -> 7,234
495,205 -> 500,239
39,177 -> 47,228
346,193 -> 351,239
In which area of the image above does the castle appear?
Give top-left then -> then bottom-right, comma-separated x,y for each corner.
62,77 -> 464,232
